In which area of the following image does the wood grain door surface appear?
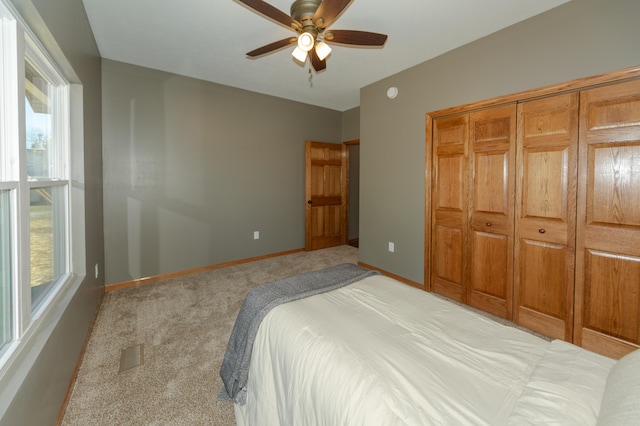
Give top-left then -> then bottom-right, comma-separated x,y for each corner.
575,79 -> 640,358
432,106 -> 516,319
432,114 -> 469,302
467,105 -> 516,319
514,93 -> 579,341
305,141 -> 348,251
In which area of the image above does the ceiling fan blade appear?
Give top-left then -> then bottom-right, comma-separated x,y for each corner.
237,0 -> 300,30
325,30 -> 388,46
310,49 -> 327,72
247,38 -> 296,57
312,0 -> 352,29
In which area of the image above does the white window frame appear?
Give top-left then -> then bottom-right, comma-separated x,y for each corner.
0,1 -> 21,357
23,35 -> 72,316
0,0 -> 85,404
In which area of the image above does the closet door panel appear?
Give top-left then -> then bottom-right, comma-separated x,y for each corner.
469,231 -> 509,315
468,105 -> 516,318
581,250 -> 640,359
436,155 -> 464,211
517,239 -> 569,340
432,115 -> 469,302
576,79 -> 640,358
433,224 -> 464,300
583,250 -> 640,340
589,144 -> 640,225
474,151 -> 509,215
515,93 -> 578,341
522,148 -> 568,221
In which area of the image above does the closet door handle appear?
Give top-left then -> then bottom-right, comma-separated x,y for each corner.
538,228 -> 546,234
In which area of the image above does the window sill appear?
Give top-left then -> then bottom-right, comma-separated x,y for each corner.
0,272 -> 85,415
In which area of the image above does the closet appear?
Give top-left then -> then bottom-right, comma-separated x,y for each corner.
426,67 -> 640,358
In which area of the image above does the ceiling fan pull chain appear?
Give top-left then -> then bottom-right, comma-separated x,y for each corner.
308,67 -> 313,87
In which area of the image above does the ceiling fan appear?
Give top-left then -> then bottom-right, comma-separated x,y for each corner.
238,0 -> 388,72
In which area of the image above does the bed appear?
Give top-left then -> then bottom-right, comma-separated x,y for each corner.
220,264 -> 640,425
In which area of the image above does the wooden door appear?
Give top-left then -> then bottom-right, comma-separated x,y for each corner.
305,141 -> 348,251
575,79 -> 640,358
431,114 -> 469,302
514,93 -> 579,340
467,105 -> 516,318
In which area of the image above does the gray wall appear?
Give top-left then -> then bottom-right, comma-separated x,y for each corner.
1,0 -> 103,425
341,106 -> 360,141
102,60 -> 342,284
359,0 -> 640,284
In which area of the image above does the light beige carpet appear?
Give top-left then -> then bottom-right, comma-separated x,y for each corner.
61,245 -> 359,425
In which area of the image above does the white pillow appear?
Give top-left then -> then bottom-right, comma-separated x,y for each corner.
597,348 -> 640,425
507,340 -> 614,426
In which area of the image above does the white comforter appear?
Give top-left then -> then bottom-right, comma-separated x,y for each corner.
235,274 -> 614,425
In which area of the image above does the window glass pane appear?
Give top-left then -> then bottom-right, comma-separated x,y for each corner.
0,190 -> 12,352
25,60 -> 54,180
30,185 -> 66,309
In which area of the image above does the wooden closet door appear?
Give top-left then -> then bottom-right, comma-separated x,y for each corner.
575,79 -> 640,359
514,93 -> 579,340
432,114 -> 469,302
467,105 -> 516,318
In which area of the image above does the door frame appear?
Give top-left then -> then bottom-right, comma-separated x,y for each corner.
343,139 -> 360,248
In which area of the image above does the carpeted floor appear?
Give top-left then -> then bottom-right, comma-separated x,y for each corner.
61,245 -> 359,425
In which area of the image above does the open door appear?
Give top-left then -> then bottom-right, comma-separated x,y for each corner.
305,141 -> 348,251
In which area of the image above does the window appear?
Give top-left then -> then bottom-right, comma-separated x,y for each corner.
24,48 -> 69,311
0,0 -> 71,361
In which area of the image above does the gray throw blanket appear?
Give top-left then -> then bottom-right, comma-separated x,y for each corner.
218,263 -> 380,404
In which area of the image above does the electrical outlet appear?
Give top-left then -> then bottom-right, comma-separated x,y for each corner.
254,231 -> 260,240
388,242 -> 395,253
94,263 -> 99,279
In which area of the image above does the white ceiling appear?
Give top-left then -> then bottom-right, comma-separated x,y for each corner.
82,0 -> 569,111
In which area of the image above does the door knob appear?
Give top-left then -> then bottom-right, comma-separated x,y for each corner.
307,200 -> 312,205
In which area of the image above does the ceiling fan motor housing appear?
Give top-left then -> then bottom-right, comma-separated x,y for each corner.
291,0 -> 322,32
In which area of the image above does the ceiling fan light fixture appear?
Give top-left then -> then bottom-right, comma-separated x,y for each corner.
292,46 -> 308,63
315,41 -> 331,61
239,0 -> 388,73
297,32 -> 315,52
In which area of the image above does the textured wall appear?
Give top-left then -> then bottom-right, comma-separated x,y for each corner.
102,60 -> 342,284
